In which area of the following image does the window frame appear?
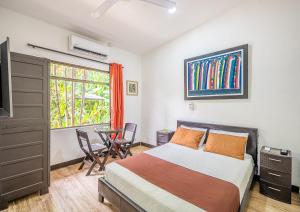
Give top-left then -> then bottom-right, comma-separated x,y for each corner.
49,60 -> 111,130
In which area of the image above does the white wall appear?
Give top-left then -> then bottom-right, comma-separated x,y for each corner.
0,7 -> 142,165
141,0 -> 300,186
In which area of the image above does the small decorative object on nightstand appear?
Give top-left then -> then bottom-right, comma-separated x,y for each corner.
156,130 -> 175,146
260,146 -> 292,204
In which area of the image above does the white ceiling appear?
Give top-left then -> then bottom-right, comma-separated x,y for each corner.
0,0 -> 242,54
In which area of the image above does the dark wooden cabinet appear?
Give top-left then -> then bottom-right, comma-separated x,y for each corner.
259,146 -> 292,204
0,53 -> 50,210
156,130 -> 175,146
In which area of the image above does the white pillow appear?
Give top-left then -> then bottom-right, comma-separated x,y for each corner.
209,129 -> 249,138
180,125 -> 208,147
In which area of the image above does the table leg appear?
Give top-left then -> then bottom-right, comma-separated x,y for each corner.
111,141 -> 124,159
99,150 -> 109,171
108,131 -> 121,158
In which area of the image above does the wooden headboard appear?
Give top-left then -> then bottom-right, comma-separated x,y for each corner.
177,120 -> 258,174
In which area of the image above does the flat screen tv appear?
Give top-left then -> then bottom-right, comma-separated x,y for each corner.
0,37 -> 13,118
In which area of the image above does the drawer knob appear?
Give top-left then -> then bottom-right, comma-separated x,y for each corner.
269,158 -> 281,162
268,172 -> 281,177
268,186 -> 281,192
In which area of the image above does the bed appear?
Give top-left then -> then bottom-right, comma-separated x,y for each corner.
98,120 -> 258,212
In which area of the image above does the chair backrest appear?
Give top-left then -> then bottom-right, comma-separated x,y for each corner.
76,129 -> 93,153
123,123 -> 137,143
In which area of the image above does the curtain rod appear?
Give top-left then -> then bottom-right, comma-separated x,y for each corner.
27,43 -> 123,68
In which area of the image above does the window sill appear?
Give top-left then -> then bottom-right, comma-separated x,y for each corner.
50,123 -> 110,131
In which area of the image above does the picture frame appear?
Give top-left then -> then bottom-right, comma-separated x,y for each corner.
184,44 -> 248,100
126,80 -> 138,96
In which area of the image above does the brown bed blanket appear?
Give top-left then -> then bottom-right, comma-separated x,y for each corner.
116,153 -> 240,212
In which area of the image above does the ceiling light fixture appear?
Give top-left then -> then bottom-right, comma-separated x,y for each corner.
91,11 -> 100,18
168,6 -> 176,14
141,0 -> 176,13
91,0 -> 176,19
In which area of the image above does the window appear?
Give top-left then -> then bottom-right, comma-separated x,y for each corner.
50,62 -> 110,129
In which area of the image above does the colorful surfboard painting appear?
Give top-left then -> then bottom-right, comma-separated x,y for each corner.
184,44 -> 248,100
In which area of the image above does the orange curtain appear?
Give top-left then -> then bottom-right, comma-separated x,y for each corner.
110,63 -> 124,138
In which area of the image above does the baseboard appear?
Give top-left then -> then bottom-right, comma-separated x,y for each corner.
131,142 -> 141,147
51,157 -> 84,171
140,142 -> 156,148
292,185 -> 300,193
254,174 -> 299,193
253,174 -> 260,182
51,143 -> 142,170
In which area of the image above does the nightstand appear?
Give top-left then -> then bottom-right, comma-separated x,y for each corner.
260,146 -> 292,204
156,130 -> 175,146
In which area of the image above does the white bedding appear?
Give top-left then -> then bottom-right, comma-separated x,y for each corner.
105,143 -> 254,212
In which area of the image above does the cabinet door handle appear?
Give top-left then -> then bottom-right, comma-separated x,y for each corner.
268,186 -> 281,192
268,172 -> 281,177
269,158 -> 281,162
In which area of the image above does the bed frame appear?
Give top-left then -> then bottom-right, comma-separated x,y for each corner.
98,120 -> 258,212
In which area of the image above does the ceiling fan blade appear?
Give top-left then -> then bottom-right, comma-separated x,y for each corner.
91,0 -> 120,18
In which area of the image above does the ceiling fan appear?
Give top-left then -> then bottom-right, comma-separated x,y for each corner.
91,0 -> 177,18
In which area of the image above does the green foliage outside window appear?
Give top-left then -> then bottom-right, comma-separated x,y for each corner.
50,63 -> 110,129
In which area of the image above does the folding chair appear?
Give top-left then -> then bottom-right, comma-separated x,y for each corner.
76,129 -> 108,176
113,123 -> 137,159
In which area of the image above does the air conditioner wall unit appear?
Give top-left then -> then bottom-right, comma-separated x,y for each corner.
69,35 -> 109,58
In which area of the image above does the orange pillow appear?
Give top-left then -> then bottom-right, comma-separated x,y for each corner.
204,133 -> 247,160
170,127 -> 205,149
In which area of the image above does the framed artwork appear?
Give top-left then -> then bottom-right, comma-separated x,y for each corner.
126,80 -> 138,96
184,44 -> 248,100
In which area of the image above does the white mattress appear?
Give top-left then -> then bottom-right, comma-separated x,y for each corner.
105,143 -> 254,212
